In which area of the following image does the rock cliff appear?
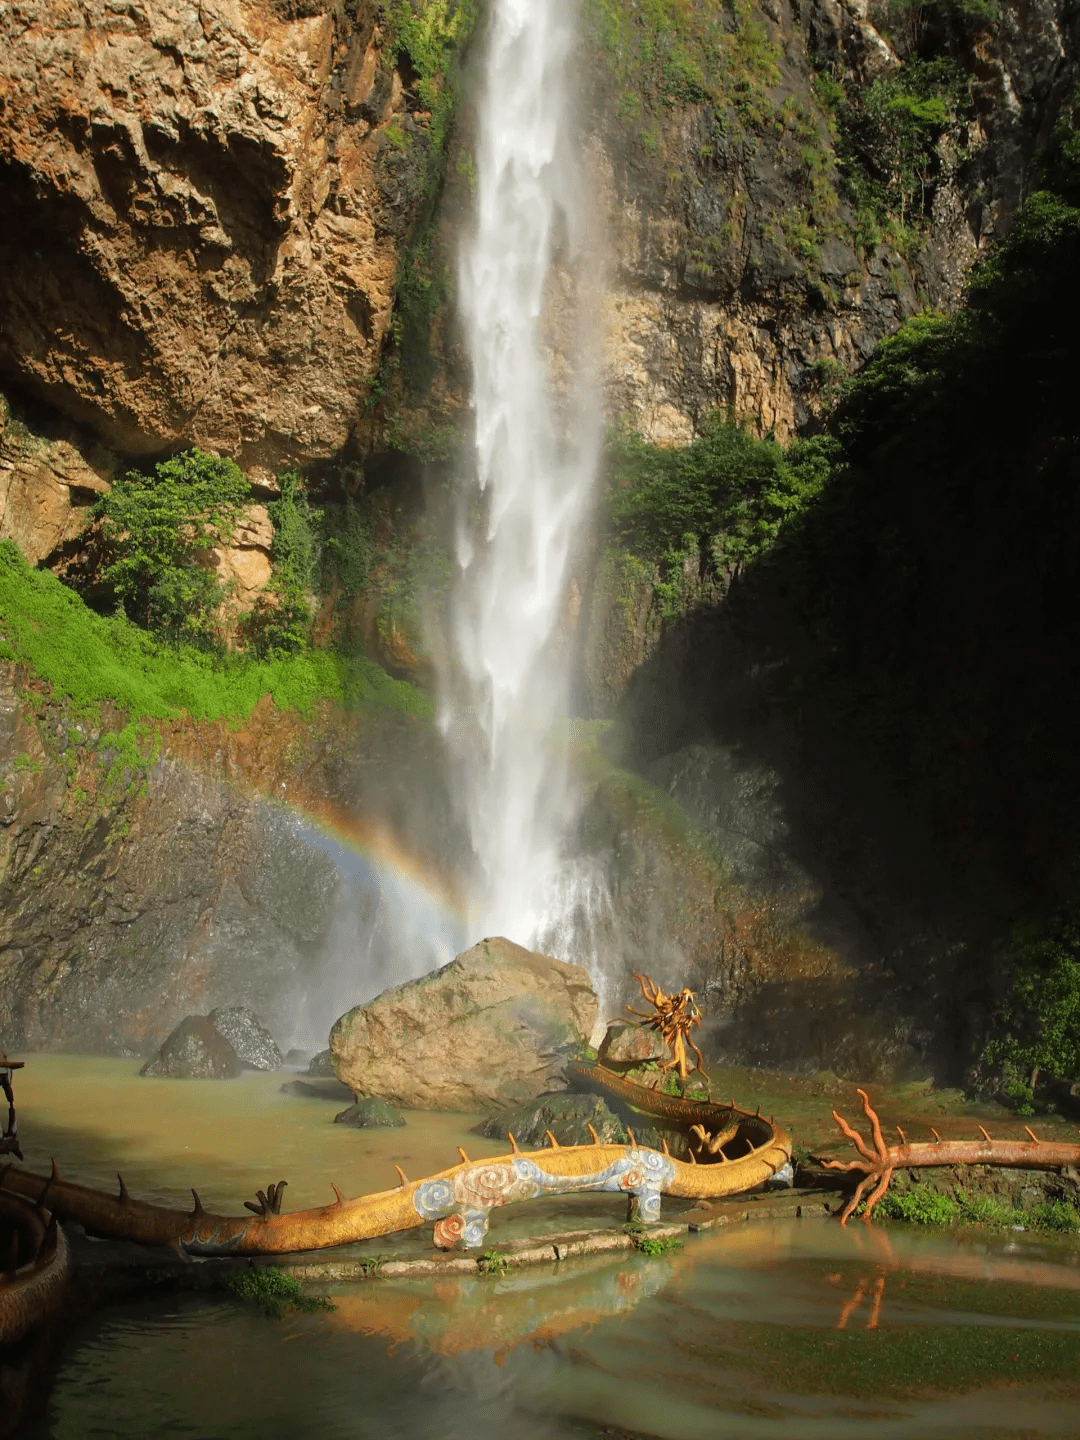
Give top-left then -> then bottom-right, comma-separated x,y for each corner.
0,0 -> 419,483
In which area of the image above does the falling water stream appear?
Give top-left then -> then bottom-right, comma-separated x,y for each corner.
440,0 -> 603,951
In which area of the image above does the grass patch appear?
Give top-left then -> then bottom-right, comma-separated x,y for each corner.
868,1184 -> 1080,1233
226,1266 -> 334,1320
0,540 -> 432,724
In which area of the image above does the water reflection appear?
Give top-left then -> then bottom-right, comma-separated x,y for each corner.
33,1220 -> 1080,1440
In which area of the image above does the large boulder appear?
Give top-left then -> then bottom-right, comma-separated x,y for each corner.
139,1016 -> 240,1080
208,1007 -> 282,1071
329,937 -> 599,1111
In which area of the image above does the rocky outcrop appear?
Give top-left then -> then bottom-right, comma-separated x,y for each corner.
329,937 -> 600,1111
208,1005 -> 282,1070
481,1092 -> 630,1148
0,664 -> 459,1055
139,1014 -> 241,1078
0,0 -> 422,479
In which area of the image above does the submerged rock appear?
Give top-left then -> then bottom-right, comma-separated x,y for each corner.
208,1007 -> 282,1071
279,1078 -> 355,1102
334,1097 -> 405,1128
307,1050 -> 335,1078
139,1016 -> 240,1080
330,937 -> 599,1111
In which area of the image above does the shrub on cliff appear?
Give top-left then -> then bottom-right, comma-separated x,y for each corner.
984,909 -> 1080,1094
92,449 -> 250,650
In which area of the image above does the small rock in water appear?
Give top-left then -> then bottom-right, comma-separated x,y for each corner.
140,1016 -> 241,1080
283,1048 -> 313,1068
334,1097 -> 405,1128
208,1007 -> 282,1071
307,1049 -> 335,1077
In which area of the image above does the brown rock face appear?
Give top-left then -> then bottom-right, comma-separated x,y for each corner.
0,0 -> 409,474
329,937 -> 600,1111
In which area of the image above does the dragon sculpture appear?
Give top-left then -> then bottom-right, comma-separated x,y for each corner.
4,978 -> 1080,1343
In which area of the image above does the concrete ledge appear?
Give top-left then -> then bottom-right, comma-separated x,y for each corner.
68,1187 -> 839,1288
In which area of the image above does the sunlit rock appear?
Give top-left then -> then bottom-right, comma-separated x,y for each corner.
208,1006 -> 282,1072
329,937 -> 599,1112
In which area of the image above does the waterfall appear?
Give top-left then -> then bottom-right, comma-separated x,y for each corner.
440,0 -> 603,952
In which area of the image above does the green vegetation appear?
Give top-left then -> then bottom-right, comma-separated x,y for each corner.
0,540 -> 432,724
377,0 -> 478,402
478,1248 -> 510,1276
871,1184 -> 1080,1233
814,58 -> 972,253
984,907 -> 1080,1095
93,449 -> 249,649
385,0 -> 478,171
226,1266 -> 334,1319
245,470 -> 322,658
625,1219 -> 684,1255
584,0 -> 778,127
606,415 -> 838,616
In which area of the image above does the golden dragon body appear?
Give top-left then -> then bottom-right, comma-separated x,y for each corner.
0,1063 -> 792,1259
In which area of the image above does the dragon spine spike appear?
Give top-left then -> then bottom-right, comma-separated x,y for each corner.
586,1124 -> 601,1145
687,1147 -> 697,1164
978,1126 -> 992,1143
544,1131 -> 560,1149
331,1183 -> 345,1205
1024,1127 -> 1040,1144
895,1125 -> 906,1145
190,1190 -> 205,1218
931,1128 -> 942,1142
457,1148 -> 471,1165
661,1137 -> 670,1156
394,1165 -> 409,1188
507,1133 -> 519,1152
625,1127 -> 636,1146
117,1174 -> 129,1203
50,1158 -> 60,1181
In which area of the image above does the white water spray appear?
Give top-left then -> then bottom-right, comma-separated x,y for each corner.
441,0 -> 603,948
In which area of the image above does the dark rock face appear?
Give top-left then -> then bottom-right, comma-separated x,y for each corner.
140,1015 -> 240,1080
208,1007 -> 282,1071
0,668 -> 460,1056
307,1050 -> 335,1078
334,1097 -> 405,1128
